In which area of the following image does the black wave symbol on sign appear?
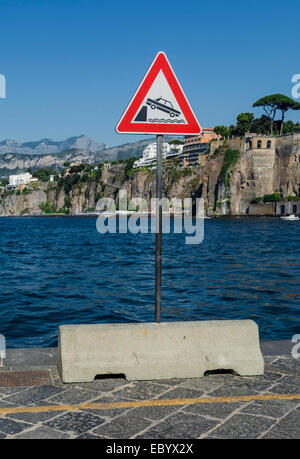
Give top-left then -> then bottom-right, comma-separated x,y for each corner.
148,118 -> 186,124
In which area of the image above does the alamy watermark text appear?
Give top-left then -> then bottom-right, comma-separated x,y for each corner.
292,74 -> 300,99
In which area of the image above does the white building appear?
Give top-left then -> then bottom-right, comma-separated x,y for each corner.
9,172 -> 32,187
133,142 -> 183,169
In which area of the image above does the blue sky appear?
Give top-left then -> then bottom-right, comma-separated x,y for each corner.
0,0 -> 300,146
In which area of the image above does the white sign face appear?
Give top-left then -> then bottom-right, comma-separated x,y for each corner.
116,51 -> 201,135
134,70 -> 187,125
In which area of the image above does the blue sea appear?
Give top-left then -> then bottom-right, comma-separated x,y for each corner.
0,216 -> 299,347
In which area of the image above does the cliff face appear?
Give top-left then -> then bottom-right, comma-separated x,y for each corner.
206,133 -> 300,215
0,189 -> 48,216
0,133 -> 299,216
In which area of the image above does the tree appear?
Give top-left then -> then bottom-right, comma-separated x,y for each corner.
253,93 -> 300,136
275,95 -> 300,135
253,95 -> 280,135
168,139 -> 184,145
235,113 -> 255,136
251,115 -> 271,135
214,125 -> 229,138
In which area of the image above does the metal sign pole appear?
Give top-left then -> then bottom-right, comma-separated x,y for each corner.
155,134 -> 163,323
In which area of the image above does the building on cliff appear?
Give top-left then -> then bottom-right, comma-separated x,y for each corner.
133,142 -> 183,169
9,172 -> 32,187
181,128 -> 219,167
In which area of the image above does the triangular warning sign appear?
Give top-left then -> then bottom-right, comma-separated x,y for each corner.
116,52 -> 201,135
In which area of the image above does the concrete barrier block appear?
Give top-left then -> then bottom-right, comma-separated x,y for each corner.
57,320 -> 264,383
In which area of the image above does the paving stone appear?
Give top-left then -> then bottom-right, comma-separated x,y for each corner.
269,381 -> 300,395
7,409 -> 63,423
240,399 -> 300,418
0,400 -> 16,408
127,404 -> 181,421
136,412 -> 218,439
74,378 -> 129,393
150,379 -> 186,387
209,413 -> 276,439
2,385 -> 65,406
275,375 -> 300,386
263,356 -> 280,364
0,418 -> 31,435
114,381 -> 170,401
264,363 -> 283,374
0,349 -> 299,439
44,411 -> 105,435
241,371 -> 284,383
81,395 -> 133,419
0,387 -> 27,397
13,425 -> 71,439
75,432 -> 109,439
262,407 -> 300,439
270,359 -> 300,376
157,387 -> 207,400
208,379 -> 273,397
47,388 -> 99,405
92,410 -> 153,439
259,371 -> 284,382
178,377 -> 226,393
182,402 -> 243,420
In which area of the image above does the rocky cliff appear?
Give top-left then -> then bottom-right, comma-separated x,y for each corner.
0,133 -> 299,216
211,132 -> 300,215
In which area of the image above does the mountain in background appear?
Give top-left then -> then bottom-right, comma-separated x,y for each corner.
0,135 -> 182,176
0,135 -> 108,156
0,136 -> 158,176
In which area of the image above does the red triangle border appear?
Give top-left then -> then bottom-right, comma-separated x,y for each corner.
116,52 -> 201,135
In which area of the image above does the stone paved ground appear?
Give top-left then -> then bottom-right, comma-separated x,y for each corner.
0,342 -> 299,439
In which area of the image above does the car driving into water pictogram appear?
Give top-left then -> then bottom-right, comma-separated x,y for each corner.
146,97 -> 181,118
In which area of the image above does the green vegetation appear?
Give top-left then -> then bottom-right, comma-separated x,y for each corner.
20,208 -> 29,216
64,195 -> 72,208
287,195 -> 300,201
263,193 -> 282,202
68,164 -> 86,174
95,192 -> 101,202
214,125 -> 230,138
32,168 -> 57,182
220,149 -> 240,186
165,167 -> 193,192
57,207 -> 70,215
39,201 -> 57,213
1,189 -> 14,198
123,157 -> 137,180
169,167 -> 193,182
214,110 -> 300,138
58,173 -> 81,194
251,194 -> 299,204
253,94 -> 300,135
250,197 -> 263,204
0,177 -> 9,186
